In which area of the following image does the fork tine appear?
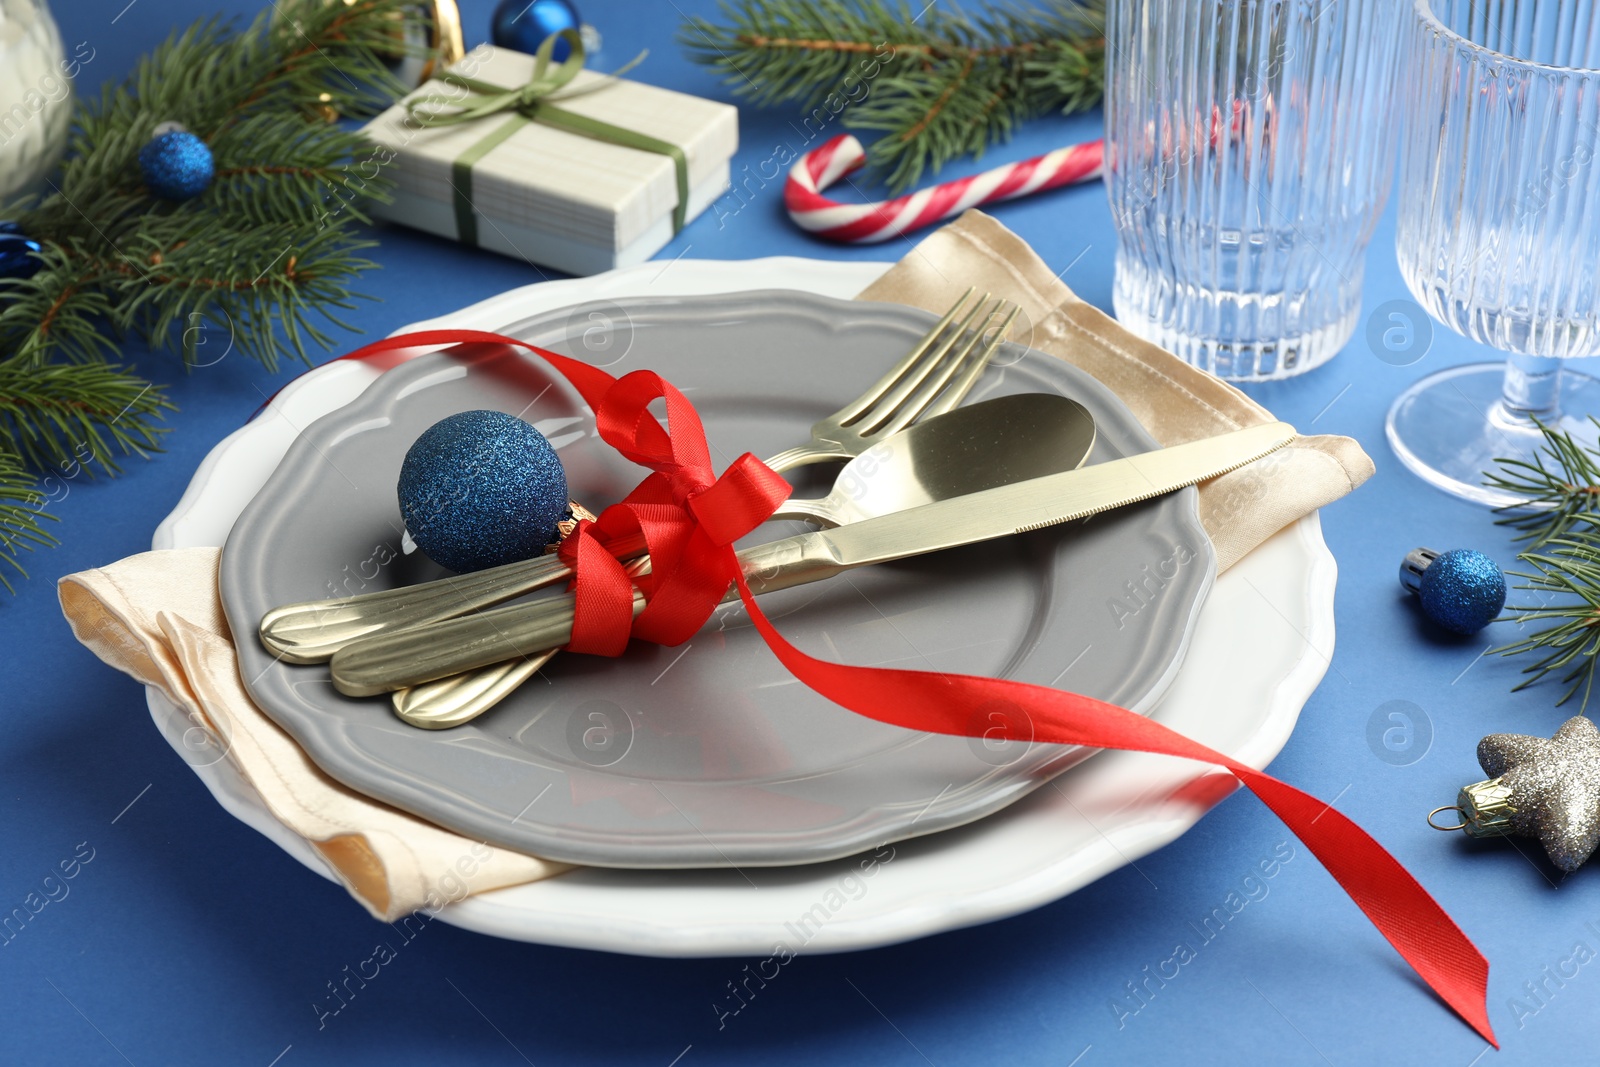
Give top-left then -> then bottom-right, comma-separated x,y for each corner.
850,293 -> 994,434
917,303 -> 1022,421
831,287 -> 975,425
871,299 -> 1010,437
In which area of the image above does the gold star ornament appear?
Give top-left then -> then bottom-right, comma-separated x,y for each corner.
1430,716 -> 1600,872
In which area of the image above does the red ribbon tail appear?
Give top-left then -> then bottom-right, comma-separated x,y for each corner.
1236,772 -> 1496,1046
731,572 -> 1497,1048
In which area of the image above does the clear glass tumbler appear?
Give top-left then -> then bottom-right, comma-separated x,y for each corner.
1105,0 -> 1406,380
1387,0 -> 1600,506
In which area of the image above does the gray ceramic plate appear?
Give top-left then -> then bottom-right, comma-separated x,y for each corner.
221,291 -> 1215,868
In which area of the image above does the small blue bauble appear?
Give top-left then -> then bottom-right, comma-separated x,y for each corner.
139,129 -> 215,201
0,222 -> 43,280
491,0 -> 582,61
1400,547 -> 1507,635
398,410 -> 569,573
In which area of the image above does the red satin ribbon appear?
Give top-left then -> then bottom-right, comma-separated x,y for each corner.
552,372 -> 790,655
319,330 -> 1495,1046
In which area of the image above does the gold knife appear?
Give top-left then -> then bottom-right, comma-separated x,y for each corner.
331,421 -> 1296,696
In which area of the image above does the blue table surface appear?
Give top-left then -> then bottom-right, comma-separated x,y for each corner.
5,1 -> 1593,1063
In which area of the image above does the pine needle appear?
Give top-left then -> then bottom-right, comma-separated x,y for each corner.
0,360 -> 170,473
0,448 -> 58,595
1498,539 -> 1600,709
679,0 -> 1106,193
0,0 -> 427,591
0,0 -> 419,371
1485,417 -> 1600,546
1487,421 -> 1600,708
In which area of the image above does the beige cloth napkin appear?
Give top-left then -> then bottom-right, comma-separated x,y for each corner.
58,210 -> 1371,922
59,554 -> 570,921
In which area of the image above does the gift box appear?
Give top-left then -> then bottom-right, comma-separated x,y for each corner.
361,44 -> 737,276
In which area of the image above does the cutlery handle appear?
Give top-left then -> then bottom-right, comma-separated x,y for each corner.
257,486 -> 838,662
330,535 -> 846,696
258,532 -> 649,663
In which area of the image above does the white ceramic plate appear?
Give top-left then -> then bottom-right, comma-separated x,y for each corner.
151,258 -> 1336,956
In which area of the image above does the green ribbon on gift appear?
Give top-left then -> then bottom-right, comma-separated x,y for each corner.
406,30 -> 688,248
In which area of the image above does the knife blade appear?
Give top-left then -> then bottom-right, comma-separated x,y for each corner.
330,421 -> 1295,696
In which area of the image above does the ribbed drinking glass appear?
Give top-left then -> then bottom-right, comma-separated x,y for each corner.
1387,0 -> 1600,505
1105,0 -> 1405,380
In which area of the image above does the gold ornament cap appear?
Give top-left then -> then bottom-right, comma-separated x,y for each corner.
1429,777 -> 1517,838
546,500 -> 597,554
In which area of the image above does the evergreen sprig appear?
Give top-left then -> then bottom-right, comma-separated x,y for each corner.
4,1 -> 420,370
0,448 -> 58,594
679,0 -> 1106,193
1485,416 -> 1600,545
0,0 -> 427,590
0,359 -> 171,473
1488,421 -> 1600,708
1498,539 -> 1600,709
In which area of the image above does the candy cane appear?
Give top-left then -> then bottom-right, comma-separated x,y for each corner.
784,134 -> 1104,244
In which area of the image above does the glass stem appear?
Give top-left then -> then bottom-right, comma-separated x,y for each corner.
1501,354 -> 1564,418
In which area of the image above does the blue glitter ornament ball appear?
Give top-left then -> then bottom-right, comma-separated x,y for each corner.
398,410 -> 569,573
139,128 -> 215,201
0,221 -> 42,280
491,0 -> 582,60
1400,547 -> 1507,635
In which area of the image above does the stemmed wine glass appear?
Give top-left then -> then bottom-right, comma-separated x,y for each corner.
1387,0 -> 1600,506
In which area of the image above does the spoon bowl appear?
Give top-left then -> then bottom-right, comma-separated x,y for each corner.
772,391 -> 1098,528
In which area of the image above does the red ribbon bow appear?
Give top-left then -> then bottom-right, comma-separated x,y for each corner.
321,330 -> 1496,1047
553,369 -> 790,656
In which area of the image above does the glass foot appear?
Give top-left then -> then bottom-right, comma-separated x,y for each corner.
1386,361 -> 1600,506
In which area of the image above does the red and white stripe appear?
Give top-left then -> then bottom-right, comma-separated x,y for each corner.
784,134 -> 1104,244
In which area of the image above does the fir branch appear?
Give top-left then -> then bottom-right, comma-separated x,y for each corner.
1485,417 -> 1600,546
0,359 -> 170,474
680,0 -> 1106,192
0,0 -> 419,370
0,448 -> 58,595
109,219 -> 381,370
1485,424 -> 1600,708
1496,538 -> 1600,709
1023,36 -> 1106,116
0,243 -> 123,365
207,111 -> 393,228
0,0 -> 427,592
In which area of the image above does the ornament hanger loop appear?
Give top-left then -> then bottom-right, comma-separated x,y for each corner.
1428,806 -> 1470,832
